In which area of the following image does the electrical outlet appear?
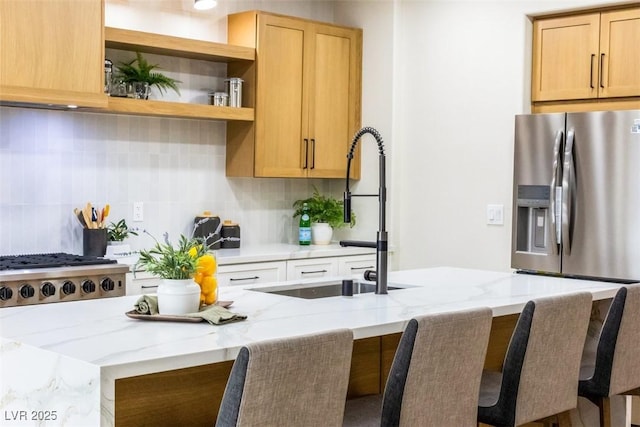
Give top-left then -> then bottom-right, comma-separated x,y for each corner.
487,204 -> 504,225
133,202 -> 144,222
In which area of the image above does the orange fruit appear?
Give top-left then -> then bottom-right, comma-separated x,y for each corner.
205,290 -> 217,305
201,275 -> 217,295
193,272 -> 204,285
196,254 -> 217,276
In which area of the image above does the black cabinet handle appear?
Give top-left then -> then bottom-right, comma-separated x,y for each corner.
599,53 -> 605,89
303,139 -> 309,169
230,276 -> 260,282
310,139 -> 316,169
301,269 -> 327,275
590,54 -> 595,89
350,265 -> 375,271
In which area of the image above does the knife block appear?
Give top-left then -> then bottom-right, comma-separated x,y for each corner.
83,229 -> 108,257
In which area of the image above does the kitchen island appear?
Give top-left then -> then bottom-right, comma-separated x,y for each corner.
0,267 -> 626,426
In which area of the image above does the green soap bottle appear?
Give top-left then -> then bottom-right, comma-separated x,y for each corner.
299,203 -> 311,246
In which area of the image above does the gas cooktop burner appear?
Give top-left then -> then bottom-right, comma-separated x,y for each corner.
0,252 -> 117,271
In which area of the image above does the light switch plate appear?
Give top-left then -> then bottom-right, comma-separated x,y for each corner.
487,204 -> 504,225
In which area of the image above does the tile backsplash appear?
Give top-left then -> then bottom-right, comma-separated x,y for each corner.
0,106 -> 331,255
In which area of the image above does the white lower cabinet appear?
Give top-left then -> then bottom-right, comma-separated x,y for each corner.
286,258 -> 339,281
126,253 -> 378,294
126,271 -> 161,296
338,254 -> 376,276
217,261 -> 286,287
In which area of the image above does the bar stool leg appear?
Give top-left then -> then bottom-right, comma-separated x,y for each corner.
556,410 -> 573,427
595,397 -> 612,427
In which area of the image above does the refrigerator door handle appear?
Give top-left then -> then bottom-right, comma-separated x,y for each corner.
562,129 -> 575,255
549,129 -> 564,252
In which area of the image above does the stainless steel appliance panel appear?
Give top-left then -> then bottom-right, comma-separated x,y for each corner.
562,110 -> 640,281
511,112 -> 565,274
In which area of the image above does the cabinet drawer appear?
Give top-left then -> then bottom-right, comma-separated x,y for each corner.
286,258 -> 339,280
338,254 -> 376,277
126,272 -> 161,295
217,261 -> 286,286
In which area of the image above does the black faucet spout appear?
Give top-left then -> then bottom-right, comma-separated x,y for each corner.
342,127 -> 388,295
343,191 -> 352,224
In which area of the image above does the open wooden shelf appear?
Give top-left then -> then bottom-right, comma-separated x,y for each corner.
105,27 -> 254,62
103,27 -> 255,121
96,97 -> 254,121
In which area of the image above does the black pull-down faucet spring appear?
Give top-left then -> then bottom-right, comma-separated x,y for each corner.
341,127 -> 388,295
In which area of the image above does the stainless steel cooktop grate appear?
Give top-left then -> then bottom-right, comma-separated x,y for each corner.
0,253 -> 117,271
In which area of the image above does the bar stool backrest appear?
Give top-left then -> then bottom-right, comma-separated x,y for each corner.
216,329 -> 353,427
382,307 -> 493,426
512,292 -> 592,425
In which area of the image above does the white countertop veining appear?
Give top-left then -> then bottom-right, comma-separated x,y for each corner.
0,267 -> 623,426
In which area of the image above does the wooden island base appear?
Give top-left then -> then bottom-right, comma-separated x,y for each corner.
115,314 -> 520,426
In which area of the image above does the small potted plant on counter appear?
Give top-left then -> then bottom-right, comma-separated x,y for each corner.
293,187 -> 356,245
115,52 -> 181,100
135,219 -> 236,314
105,219 -> 138,258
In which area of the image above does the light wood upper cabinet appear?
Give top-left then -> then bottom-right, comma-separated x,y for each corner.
227,11 -> 362,179
532,7 -> 640,103
0,0 -> 107,108
599,8 -> 640,98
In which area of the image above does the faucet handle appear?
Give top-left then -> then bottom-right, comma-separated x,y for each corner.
363,270 -> 377,282
339,240 -> 376,248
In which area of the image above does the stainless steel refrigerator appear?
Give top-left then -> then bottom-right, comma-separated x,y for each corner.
511,110 -> 640,282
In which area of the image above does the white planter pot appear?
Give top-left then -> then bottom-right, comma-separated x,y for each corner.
105,242 -> 131,259
311,223 -> 333,245
157,279 -> 201,315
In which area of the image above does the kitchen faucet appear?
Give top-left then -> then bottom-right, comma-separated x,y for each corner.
341,127 -> 388,295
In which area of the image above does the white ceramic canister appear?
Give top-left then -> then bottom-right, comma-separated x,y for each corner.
225,78 -> 243,107
157,279 -> 201,315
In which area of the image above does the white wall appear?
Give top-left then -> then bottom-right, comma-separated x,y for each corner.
330,1 -> 397,246
387,0 -> 623,271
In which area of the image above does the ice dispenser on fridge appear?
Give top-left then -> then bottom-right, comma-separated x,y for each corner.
514,185 -> 552,254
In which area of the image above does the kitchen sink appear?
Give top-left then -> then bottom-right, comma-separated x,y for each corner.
249,280 -> 408,299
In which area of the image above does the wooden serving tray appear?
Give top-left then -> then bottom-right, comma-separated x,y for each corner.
125,301 -> 233,323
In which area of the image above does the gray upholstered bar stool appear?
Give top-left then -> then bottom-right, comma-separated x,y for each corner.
343,307 -> 493,426
578,285 -> 640,427
477,292 -> 593,427
215,329 -> 353,427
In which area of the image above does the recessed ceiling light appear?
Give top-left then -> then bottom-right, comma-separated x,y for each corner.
194,0 -> 217,10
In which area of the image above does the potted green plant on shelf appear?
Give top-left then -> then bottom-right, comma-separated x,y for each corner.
293,187 -> 356,245
115,52 -> 181,100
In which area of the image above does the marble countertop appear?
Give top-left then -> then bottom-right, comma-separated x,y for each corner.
0,267 -> 623,426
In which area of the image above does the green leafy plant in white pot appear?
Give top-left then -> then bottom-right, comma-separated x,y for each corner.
293,187 -> 356,245
105,219 -> 138,258
115,52 -> 181,100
